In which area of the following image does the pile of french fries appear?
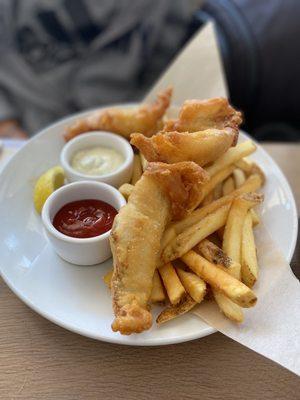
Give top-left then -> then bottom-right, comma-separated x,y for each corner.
108,140 -> 265,324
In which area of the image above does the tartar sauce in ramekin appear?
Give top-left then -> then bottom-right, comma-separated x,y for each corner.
71,146 -> 124,176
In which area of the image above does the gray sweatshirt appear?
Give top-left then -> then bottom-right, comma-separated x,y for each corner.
0,0 -> 200,135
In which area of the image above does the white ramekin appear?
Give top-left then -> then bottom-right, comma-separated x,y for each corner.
41,181 -> 126,265
60,131 -> 134,188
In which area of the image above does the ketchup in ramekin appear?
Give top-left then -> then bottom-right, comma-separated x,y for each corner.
53,199 -> 117,239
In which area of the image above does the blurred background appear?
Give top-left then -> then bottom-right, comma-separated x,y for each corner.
0,0 -> 299,141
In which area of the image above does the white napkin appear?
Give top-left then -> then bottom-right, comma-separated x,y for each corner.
144,22 -> 300,376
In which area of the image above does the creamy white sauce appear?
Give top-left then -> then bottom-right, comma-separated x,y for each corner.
71,146 -> 124,176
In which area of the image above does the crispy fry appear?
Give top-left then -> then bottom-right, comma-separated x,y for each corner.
222,176 -> 235,196
161,226 -> 177,250
206,141 -> 256,177
163,173 -> 263,239
150,270 -> 166,303
213,182 -> 223,200
213,291 -> 244,323
118,183 -> 134,200
251,163 -> 266,185
140,152 -> 148,172
250,209 -> 260,226
235,157 -> 253,174
197,240 -> 243,322
223,193 -> 264,270
176,267 -> 206,303
233,168 -> 246,188
103,269 -> 113,289
156,294 -> 196,324
202,191 -> 214,206
181,250 -> 257,308
241,212 -> 258,287
159,263 -> 186,305
131,154 -> 142,184
162,204 -> 231,263
199,165 -> 235,204
197,239 -> 240,278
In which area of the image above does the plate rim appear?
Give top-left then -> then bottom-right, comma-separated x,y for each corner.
0,109 -> 298,346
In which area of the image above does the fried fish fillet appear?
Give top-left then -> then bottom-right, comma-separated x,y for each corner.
131,127 -> 238,166
110,162 -> 208,335
163,97 -> 242,132
64,87 -> 172,141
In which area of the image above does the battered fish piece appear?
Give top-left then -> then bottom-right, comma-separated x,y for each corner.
131,127 -> 238,166
110,162 -> 208,335
163,97 -> 242,132
65,88 -> 172,141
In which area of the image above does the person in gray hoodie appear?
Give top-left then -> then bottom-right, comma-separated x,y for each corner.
0,0 -> 200,138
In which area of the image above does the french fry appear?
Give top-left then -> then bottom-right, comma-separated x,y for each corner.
139,152 -> 148,172
197,239 -> 240,278
251,163 -> 266,185
164,173 -> 263,237
162,204 -> 231,263
103,269 -> 113,289
199,165 -> 235,203
241,212 -> 258,287
156,294 -> 196,324
223,193 -> 263,269
222,176 -> 235,196
235,157 -> 253,174
250,209 -> 260,226
206,141 -> 256,177
161,226 -> 177,250
158,263 -> 186,305
181,250 -> 257,308
213,291 -> 244,323
233,168 -> 246,188
213,182 -> 223,200
202,191 -> 214,206
176,268 -> 206,303
118,183 -> 134,200
150,269 -> 166,303
197,240 -> 243,322
131,154 -> 142,184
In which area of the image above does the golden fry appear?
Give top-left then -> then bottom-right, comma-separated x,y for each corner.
223,193 -> 263,270
176,268 -> 206,303
200,165 -> 235,203
222,176 -> 235,196
103,269 -> 113,289
206,141 -> 256,177
159,263 -> 186,305
233,168 -> 246,188
156,294 -> 196,324
197,240 -> 243,322
250,209 -> 260,226
213,182 -> 223,200
150,270 -> 166,303
235,157 -> 253,174
118,183 -> 134,200
241,212 -> 258,287
181,250 -> 257,308
202,191 -> 214,206
131,154 -> 142,184
162,204 -> 231,264
164,173 -> 263,237
140,152 -> 148,172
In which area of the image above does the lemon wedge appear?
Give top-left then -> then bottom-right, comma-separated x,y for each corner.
34,166 -> 65,213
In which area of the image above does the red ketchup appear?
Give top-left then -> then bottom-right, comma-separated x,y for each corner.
53,199 -> 117,239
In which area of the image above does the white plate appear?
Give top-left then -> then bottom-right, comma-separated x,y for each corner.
0,108 -> 298,346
